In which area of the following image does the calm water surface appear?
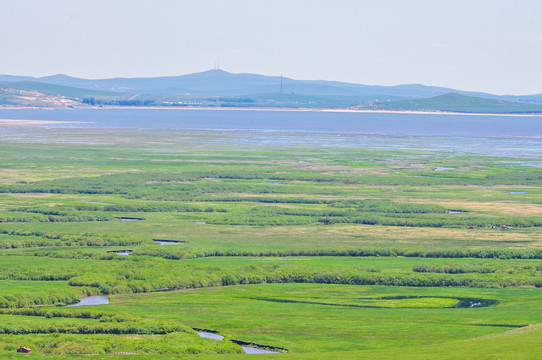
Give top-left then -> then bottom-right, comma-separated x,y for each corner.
0,108 -> 541,137
66,295 -> 109,307
197,332 -> 224,341
1,109 -> 540,159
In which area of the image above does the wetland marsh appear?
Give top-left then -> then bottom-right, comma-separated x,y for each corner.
0,109 -> 540,358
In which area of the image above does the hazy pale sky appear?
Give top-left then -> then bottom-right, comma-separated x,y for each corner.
1,0 -> 541,94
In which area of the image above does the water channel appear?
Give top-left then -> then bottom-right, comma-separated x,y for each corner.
195,331 -> 279,354
65,297 -> 279,353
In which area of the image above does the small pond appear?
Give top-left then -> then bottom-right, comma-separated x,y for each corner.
116,217 -> 146,221
107,250 -> 133,256
67,296 -> 109,307
153,239 -> 187,245
509,191 -> 527,194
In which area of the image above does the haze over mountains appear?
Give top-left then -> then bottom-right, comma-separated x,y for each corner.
1,69 -> 542,113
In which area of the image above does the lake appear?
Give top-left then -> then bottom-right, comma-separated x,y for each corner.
0,108 -> 541,137
0,108 -> 540,159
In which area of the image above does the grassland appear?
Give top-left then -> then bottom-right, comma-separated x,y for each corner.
0,123 -> 540,358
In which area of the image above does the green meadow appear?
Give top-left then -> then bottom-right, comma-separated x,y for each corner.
0,124 -> 540,358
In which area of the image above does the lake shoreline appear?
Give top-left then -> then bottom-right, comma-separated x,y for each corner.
1,105 -> 542,117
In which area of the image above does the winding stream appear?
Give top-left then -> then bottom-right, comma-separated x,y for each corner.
197,331 -> 224,341
240,346 -> 278,354
63,292 -> 495,352
64,297 -> 280,353
254,295 -> 498,309
378,296 -> 499,308
195,332 -> 280,354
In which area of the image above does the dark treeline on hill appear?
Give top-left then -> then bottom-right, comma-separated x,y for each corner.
82,98 -> 156,107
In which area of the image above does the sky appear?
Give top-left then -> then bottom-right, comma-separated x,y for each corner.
1,0 -> 542,95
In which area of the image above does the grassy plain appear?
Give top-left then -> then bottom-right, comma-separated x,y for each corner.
0,122 -> 540,358
104,283 -> 542,352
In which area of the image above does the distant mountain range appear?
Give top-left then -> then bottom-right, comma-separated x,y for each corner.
1,69 -> 542,113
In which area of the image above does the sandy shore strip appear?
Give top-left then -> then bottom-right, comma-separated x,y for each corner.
85,105 -> 542,117
0,119 -> 83,126
1,106 -> 542,117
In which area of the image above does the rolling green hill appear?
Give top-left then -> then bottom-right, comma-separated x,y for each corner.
0,81 -> 118,98
0,81 -> 125,106
2,72 -> 542,113
357,93 -> 542,114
